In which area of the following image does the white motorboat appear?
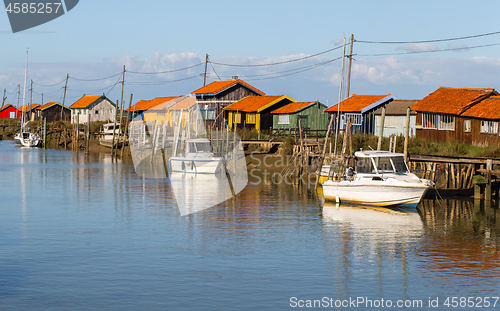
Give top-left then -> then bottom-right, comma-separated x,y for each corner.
321,150 -> 433,207
168,138 -> 224,174
14,131 -> 41,147
99,123 -> 124,148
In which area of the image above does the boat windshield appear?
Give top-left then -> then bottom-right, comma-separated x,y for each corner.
390,156 -> 409,173
188,142 -> 212,153
356,156 -> 409,174
356,157 -> 376,174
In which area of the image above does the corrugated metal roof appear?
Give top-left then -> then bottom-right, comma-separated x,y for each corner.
224,95 -> 295,113
69,95 -> 106,109
373,99 -> 419,115
271,101 -> 319,114
461,96 -> 500,119
411,87 -> 498,115
324,94 -> 392,113
128,96 -> 180,112
192,79 -> 265,96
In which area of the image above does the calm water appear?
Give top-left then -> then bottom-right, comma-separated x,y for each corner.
1,140 -> 500,310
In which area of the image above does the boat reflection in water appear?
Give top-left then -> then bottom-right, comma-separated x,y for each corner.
128,95 -> 248,215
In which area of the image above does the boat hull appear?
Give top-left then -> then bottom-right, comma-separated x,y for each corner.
168,157 -> 223,174
321,181 -> 430,207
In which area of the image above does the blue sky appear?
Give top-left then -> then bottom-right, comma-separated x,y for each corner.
2,0 -> 500,107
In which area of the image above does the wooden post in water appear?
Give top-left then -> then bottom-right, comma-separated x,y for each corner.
76,114 -> 79,152
486,159 -> 492,202
121,94 -> 133,158
86,112 -> 90,155
315,115 -> 335,188
43,117 -> 46,149
377,106 -> 386,151
111,100 -> 119,157
404,107 -> 410,162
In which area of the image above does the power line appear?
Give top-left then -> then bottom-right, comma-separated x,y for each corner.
69,72 -> 122,82
210,45 -> 344,67
127,63 -> 204,74
357,42 -> 500,57
126,75 -> 200,86
356,30 -> 500,44
32,78 -> 66,87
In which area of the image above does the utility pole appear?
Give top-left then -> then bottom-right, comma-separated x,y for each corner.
61,73 -> 68,121
17,84 -> 20,108
2,89 -> 6,106
346,34 -> 354,98
203,54 -> 208,86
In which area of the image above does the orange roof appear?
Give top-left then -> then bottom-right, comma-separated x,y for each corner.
411,87 -> 497,115
224,95 -> 296,113
128,96 -> 180,112
0,104 -> 16,112
461,96 -> 500,119
165,97 -> 197,111
192,79 -> 265,96
325,94 -> 392,113
70,95 -> 112,109
271,101 -> 317,114
37,102 -> 63,111
19,103 -> 40,111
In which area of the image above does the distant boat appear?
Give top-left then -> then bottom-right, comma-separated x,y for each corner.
15,50 -> 41,148
99,122 -> 124,148
168,138 -> 224,174
321,150 -> 433,207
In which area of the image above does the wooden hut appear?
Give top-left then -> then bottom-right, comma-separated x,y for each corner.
19,103 -> 40,121
373,99 -> 418,137
411,87 -> 498,144
35,102 -> 71,123
127,96 -> 179,121
324,94 -> 393,134
0,104 -> 20,119
271,101 -> 328,131
192,78 -> 265,129
69,95 -> 116,124
456,96 -> 500,146
224,95 -> 296,133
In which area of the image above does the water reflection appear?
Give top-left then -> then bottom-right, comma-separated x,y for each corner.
417,199 -> 500,291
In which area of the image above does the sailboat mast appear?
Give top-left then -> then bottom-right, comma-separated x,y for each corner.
333,37 -> 346,160
21,50 -> 28,131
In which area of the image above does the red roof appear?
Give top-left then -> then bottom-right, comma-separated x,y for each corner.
128,96 -> 180,111
19,103 -> 40,112
192,79 -> 265,96
0,104 -> 17,112
70,95 -> 107,109
271,101 -> 316,114
224,95 -> 295,113
325,94 -> 391,113
461,96 -> 500,119
411,87 -> 497,115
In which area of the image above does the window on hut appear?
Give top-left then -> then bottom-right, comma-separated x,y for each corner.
464,120 -> 471,133
278,114 -> 289,125
246,113 -> 256,124
481,120 -> 498,134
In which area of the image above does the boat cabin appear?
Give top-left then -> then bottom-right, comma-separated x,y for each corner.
354,151 -> 409,175
185,138 -> 213,154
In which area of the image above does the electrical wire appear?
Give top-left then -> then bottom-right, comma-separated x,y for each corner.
356,30 -> 500,44
210,45 -> 345,67
357,42 -> 500,57
127,63 -> 204,74
69,72 -> 122,81
126,75 -> 200,86
32,78 -> 66,87
208,59 -> 221,81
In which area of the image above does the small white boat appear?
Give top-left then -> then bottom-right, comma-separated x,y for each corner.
14,132 -> 41,147
168,138 -> 224,174
99,123 -> 124,148
321,150 -> 433,207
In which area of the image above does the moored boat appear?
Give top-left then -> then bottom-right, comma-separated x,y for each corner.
168,138 -> 223,174
321,150 -> 433,207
